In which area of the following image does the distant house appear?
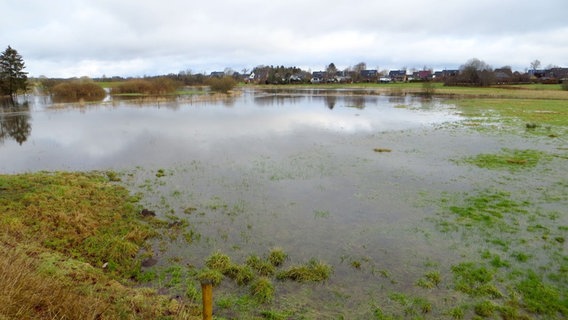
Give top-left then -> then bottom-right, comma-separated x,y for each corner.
548,67 -> 568,79
311,71 -> 326,83
413,70 -> 432,81
243,72 -> 255,83
360,70 -> 378,82
210,71 -> 225,78
433,69 -> 459,81
289,74 -> 303,83
494,68 -> 513,84
388,70 -> 407,82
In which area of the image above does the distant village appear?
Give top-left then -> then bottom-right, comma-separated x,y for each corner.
208,64 -> 568,86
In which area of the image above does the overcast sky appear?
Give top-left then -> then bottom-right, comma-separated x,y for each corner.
2,0 -> 567,78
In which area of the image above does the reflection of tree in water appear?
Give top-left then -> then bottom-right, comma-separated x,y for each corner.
323,95 -> 337,110
0,99 -> 32,145
344,96 -> 367,109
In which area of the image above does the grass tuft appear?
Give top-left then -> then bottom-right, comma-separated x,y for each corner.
250,277 -> 274,303
268,247 -> 288,267
246,254 -> 275,276
276,259 -> 332,282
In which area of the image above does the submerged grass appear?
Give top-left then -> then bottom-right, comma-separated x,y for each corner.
0,171 -> 199,319
459,148 -> 549,171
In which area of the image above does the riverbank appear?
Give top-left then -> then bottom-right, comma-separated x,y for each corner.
250,82 -> 568,100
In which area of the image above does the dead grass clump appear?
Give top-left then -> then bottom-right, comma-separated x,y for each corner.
0,243 -> 199,319
0,245 -> 108,319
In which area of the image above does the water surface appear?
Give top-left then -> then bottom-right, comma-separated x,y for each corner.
2,90 -> 562,318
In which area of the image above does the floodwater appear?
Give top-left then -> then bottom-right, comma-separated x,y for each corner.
1,90 -> 565,318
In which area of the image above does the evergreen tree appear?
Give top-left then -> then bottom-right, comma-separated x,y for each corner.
0,46 -> 28,98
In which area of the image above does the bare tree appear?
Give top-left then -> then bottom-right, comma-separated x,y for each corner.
326,63 -> 337,81
452,58 -> 494,87
530,59 -> 541,71
351,62 -> 366,82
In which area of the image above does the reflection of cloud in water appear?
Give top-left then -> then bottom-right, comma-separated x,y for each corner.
0,92 -> 460,172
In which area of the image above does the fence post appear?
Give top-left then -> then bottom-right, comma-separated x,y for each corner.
201,280 -> 213,320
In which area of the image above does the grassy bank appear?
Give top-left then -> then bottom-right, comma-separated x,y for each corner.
0,171 -> 199,319
253,82 -> 568,100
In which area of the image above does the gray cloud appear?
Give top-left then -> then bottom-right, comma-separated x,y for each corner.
2,0 -> 567,77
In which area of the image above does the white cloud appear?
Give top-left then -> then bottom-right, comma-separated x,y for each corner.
2,0 -> 567,77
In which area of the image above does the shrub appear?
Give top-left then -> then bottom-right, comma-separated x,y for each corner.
111,77 -> 180,95
51,80 -> 106,101
206,76 -> 237,93
561,80 -> 568,91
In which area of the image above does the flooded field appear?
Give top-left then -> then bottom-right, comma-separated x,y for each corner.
1,89 -> 566,319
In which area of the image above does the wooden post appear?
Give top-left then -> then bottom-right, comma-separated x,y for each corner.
201,280 -> 213,320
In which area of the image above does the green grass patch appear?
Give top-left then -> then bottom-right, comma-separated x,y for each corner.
444,189 -> 528,231
449,98 -> 568,127
516,270 -> 568,316
460,148 -> 549,171
451,262 -> 502,298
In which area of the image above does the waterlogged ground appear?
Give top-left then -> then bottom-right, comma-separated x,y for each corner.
1,90 -> 566,319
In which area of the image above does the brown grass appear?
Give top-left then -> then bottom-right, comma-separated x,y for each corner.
0,172 -> 200,319
111,77 -> 180,95
51,81 -> 106,102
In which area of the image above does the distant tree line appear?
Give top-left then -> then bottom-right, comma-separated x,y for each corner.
4,44 -> 568,103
